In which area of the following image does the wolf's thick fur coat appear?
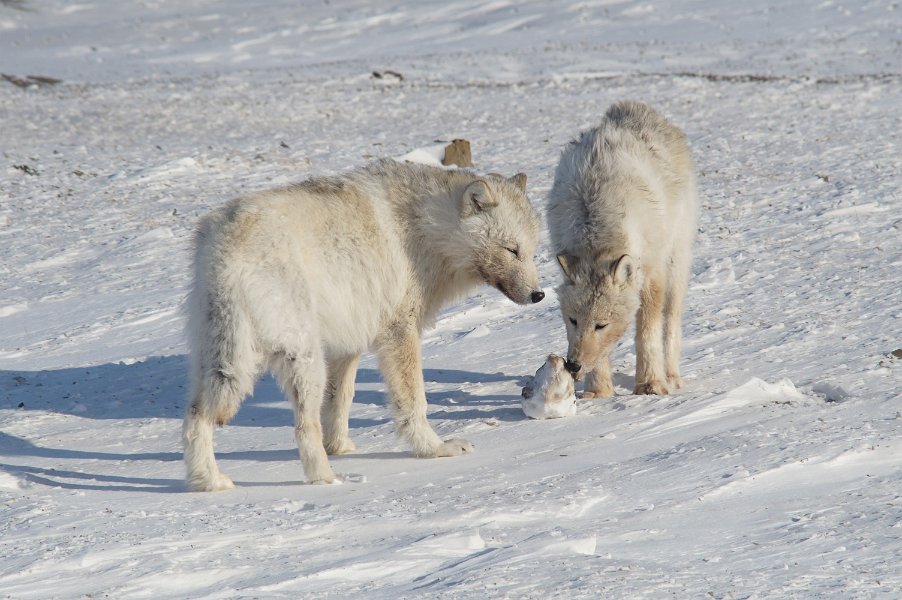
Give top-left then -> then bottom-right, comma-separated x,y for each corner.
183,159 -> 543,491
548,101 -> 698,397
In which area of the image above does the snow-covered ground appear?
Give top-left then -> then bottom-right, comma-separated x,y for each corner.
2,1 -> 901,597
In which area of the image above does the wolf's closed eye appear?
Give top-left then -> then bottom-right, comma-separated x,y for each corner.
595,323 -> 607,331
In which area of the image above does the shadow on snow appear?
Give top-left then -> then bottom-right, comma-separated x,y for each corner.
1,355 -> 521,424
0,355 -> 525,492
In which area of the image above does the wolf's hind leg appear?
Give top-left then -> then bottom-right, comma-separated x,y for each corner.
272,348 -> 336,484
183,407 -> 234,492
183,364 -> 254,492
323,353 -> 360,455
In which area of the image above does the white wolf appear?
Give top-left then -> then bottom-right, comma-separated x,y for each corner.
183,159 -> 545,491
548,100 -> 697,397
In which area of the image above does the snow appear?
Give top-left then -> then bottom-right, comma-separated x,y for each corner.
2,0 -> 901,598
394,143 -> 452,168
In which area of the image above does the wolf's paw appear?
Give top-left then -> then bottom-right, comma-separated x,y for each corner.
324,436 -> 357,455
310,477 -> 341,485
188,471 -> 234,492
584,384 -> 614,399
307,468 -> 338,485
435,438 -> 474,457
634,380 -> 670,396
666,374 -> 684,391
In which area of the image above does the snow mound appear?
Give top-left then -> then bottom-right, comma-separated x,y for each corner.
646,378 -> 816,436
394,144 -> 447,167
394,143 -> 459,168
693,257 -> 736,289
811,381 -> 850,402
404,530 -> 486,557
0,302 -> 27,318
541,532 -> 597,556
721,377 -> 808,407
0,470 -> 23,490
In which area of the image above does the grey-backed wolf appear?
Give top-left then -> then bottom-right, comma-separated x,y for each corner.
548,100 -> 698,398
184,159 -> 544,491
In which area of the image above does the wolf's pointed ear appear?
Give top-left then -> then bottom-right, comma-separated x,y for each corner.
612,254 -> 635,285
461,180 -> 497,217
556,253 -> 580,283
509,173 -> 527,192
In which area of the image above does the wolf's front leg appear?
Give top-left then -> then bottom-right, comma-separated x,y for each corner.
634,270 -> 669,395
583,355 -> 614,399
375,321 -> 473,458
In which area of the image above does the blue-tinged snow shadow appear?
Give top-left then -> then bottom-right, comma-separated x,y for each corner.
1,461 -> 185,493
0,430 -> 300,464
1,355 -> 193,422
0,357 -> 523,425
0,359 -> 523,491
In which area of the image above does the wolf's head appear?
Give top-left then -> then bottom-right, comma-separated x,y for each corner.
456,173 -> 544,305
556,253 -> 640,379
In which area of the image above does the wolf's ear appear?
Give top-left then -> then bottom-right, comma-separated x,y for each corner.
461,180 -> 497,217
612,254 -> 635,285
509,173 -> 527,192
556,253 -> 580,283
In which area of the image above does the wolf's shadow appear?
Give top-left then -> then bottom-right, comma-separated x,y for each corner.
0,356 -> 524,491
1,356 -> 519,424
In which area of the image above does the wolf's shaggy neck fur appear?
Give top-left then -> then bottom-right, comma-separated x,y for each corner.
362,160 -> 485,325
552,102 -> 690,264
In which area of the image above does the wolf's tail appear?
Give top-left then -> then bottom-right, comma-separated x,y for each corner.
184,228 -> 257,427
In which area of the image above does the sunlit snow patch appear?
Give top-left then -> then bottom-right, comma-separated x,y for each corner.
393,143 -> 461,169
523,528 -> 597,556
335,472 -> 367,484
0,470 -> 23,490
641,377 -> 816,437
0,302 -> 27,318
693,257 -> 736,289
402,530 -> 486,557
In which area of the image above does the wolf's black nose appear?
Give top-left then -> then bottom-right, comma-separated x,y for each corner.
564,360 -> 581,375
530,290 -> 545,303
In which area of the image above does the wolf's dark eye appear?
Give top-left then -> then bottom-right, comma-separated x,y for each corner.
505,246 -> 519,259
595,323 -> 607,331
568,317 -> 577,327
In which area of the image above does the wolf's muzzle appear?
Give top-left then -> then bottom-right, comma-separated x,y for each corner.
564,360 -> 581,376
530,290 -> 545,303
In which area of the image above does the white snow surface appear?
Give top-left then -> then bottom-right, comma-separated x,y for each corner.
2,1 -> 902,598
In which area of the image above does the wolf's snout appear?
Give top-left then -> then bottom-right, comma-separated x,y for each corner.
530,290 -> 545,304
564,360 -> 582,375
